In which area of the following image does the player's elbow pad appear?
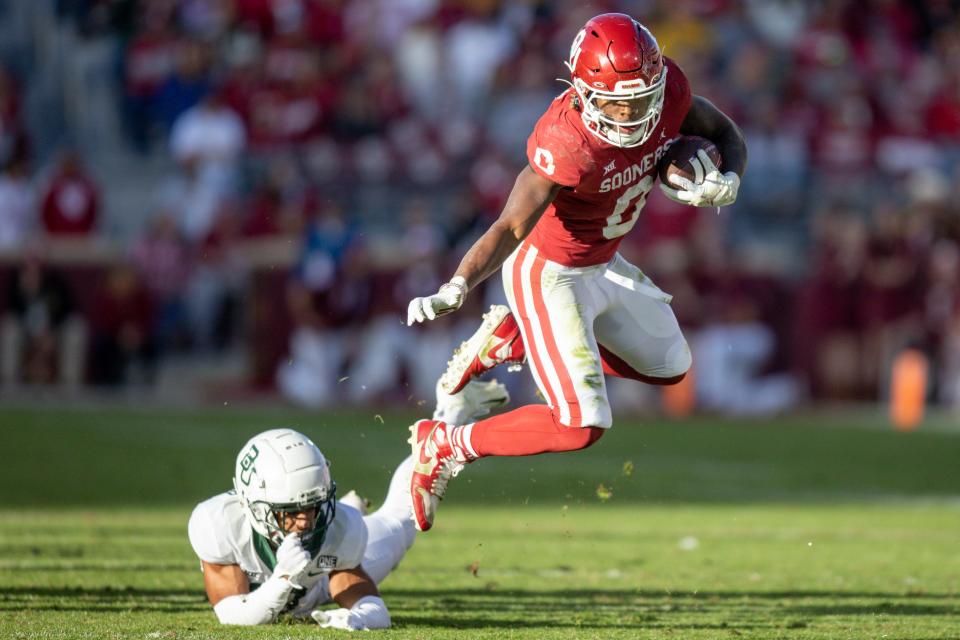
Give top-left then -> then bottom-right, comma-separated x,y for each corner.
212,576 -> 293,625
351,595 -> 391,629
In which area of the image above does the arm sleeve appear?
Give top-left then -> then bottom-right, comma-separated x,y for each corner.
316,595 -> 391,630
348,595 -> 391,630
212,575 -> 294,625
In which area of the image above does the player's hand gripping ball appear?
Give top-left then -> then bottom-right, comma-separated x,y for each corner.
658,135 -> 739,207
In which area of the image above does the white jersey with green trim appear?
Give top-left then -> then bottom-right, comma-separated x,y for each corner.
187,491 -> 367,596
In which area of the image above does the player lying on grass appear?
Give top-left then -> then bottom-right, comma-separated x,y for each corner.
405,13 -> 747,531
187,379 -> 508,628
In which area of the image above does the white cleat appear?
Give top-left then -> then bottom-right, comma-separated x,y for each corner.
439,305 -> 524,395
433,377 -> 510,425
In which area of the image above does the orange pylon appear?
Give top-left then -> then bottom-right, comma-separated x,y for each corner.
890,349 -> 928,431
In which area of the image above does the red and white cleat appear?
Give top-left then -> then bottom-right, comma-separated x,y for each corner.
408,419 -> 463,532
440,305 -> 525,395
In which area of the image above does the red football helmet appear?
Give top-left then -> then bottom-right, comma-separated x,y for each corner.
566,13 -> 667,148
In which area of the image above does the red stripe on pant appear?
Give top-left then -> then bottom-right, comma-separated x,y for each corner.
468,405 -> 605,457
526,250 -> 583,428
510,244 -> 559,410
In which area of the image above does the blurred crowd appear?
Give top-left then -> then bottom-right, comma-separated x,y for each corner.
2,0 -> 960,414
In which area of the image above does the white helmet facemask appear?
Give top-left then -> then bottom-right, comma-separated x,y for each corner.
571,68 -> 667,148
233,428 -> 337,551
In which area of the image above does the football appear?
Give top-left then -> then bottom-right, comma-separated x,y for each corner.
658,135 -> 722,187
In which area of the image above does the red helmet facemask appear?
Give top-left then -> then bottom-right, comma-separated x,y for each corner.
566,13 -> 667,148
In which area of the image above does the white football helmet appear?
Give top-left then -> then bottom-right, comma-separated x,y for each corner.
232,428 -> 337,548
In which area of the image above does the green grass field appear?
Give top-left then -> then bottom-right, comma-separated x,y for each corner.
1,405 -> 958,639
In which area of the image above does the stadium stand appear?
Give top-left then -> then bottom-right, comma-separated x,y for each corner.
1,0 -> 959,412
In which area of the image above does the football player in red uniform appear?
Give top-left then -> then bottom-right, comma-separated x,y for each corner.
405,13 -> 747,531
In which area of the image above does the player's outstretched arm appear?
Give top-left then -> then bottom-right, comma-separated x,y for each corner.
205,534 -> 311,625
407,166 -> 561,325
202,559 -> 295,625
661,96 -> 747,207
455,166 -> 562,289
308,566 -> 391,630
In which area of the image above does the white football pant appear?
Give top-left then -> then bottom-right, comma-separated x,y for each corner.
502,244 -> 691,429
360,455 -> 417,585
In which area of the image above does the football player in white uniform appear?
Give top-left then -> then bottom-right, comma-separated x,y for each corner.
187,378 -> 509,629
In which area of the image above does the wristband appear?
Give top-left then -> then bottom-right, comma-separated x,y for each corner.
445,276 -> 468,295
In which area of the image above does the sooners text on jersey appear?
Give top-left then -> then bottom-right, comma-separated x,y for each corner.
526,58 -> 692,267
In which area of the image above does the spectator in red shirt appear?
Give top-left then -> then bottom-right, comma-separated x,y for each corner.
89,265 -> 157,385
247,54 -> 332,149
40,150 -> 100,236
926,70 -> 960,143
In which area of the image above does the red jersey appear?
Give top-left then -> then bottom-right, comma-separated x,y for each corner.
41,173 -> 99,235
525,58 -> 692,267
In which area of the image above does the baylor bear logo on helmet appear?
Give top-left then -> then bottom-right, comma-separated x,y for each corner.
238,444 -> 259,486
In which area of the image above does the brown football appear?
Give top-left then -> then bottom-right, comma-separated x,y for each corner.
657,135 -> 722,187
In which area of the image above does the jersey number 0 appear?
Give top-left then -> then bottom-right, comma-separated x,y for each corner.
603,175 -> 653,239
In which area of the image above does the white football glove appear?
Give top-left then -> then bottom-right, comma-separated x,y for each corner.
660,149 -> 740,207
406,276 -> 468,326
311,607 -> 362,631
274,534 -> 311,587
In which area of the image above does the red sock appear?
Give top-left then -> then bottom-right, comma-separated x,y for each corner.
598,344 -> 686,385
467,405 -> 604,458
